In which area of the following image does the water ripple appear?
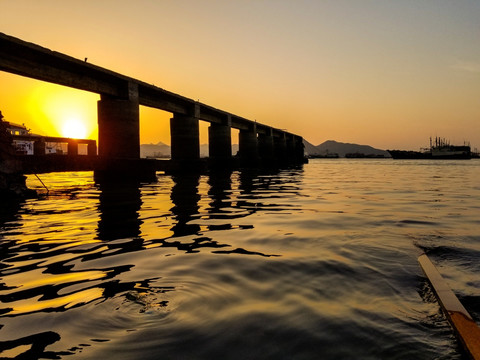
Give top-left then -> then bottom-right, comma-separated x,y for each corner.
0,162 -> 479,359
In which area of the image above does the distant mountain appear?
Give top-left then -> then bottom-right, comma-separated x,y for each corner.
141,139 -> 388,159
303,139 -> 390,158
140,142 -> 240,158
199,144 -> 240,157
140,142 -> 170,158
316,140 -> 390,157
303,139 -> 322,156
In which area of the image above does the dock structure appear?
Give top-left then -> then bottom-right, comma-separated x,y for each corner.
0,32 -> 305,178
418,254 -> 480,360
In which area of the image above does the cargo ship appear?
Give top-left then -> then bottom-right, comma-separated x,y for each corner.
388,137 -> 471,159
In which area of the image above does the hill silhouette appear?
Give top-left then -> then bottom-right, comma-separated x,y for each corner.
140,142 -> 171,158
140,142 -> 239,158
303,139 -> 390,158
141,139 -> 389,159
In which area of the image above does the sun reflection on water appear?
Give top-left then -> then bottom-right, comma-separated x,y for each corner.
6,287 -> 104,316
0,161 -> 479,359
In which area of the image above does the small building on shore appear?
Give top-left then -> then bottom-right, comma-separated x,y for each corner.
5,122 -> 35,155
2,110 -> 98,189
2,116 -> 97,156
0,111 -> 36,198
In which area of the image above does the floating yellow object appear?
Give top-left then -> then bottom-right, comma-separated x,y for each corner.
418,254 -> 480,360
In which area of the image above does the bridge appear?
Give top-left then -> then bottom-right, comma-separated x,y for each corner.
0,33 -> 305,178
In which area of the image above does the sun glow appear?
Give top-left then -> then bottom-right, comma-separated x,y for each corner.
62,117 -> 88,139
7,79 -> 100,140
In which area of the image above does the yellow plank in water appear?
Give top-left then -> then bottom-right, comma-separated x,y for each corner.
418,254 -> 480,360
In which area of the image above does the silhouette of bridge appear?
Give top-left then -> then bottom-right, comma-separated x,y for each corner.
0,33 -> 305,178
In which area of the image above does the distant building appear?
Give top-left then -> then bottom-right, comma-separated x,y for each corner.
5,122 -> 35,155
1,113 -> 96,156
45,142 -> 67,155
6,121 -> 30,136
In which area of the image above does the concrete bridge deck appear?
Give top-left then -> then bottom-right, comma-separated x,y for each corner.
0,32 -> 305,177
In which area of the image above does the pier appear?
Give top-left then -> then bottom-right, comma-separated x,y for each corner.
0,33 -> 305,178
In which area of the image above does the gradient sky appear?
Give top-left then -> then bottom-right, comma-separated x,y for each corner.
1,0 -> 479,150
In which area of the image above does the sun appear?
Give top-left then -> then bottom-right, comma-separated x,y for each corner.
62,117 -> 87,139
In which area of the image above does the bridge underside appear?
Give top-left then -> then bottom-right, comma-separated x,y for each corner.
1,32 -> 306,179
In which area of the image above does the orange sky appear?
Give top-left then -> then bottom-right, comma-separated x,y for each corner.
1,1 -> 479,150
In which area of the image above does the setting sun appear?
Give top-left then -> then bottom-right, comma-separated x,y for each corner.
62,117 -> 87,139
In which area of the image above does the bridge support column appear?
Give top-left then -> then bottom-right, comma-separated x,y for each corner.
274,133 -> 287,165
97,96 -> 140,159
67,140 -> 78,156
208,121 -> 232,167
34,138 -> 45,155
87,140 -> 97,156
170,113 -> 200,171
294,136 -> 305,164
239,126 -> 259,167
286,135 -> 295,163
96,85 -> 156,181
258,128 -> 275,166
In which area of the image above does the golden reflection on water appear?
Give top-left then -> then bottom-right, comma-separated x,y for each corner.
0,344 -> 32,358
25,171 -> 96,190
2,162 -> 479,359
3,270 -> 109,292
6,287 -> 103,315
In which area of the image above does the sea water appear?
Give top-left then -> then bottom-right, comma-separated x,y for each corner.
1,159 -> 479,359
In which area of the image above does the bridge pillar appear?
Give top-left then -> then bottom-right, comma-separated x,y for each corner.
87,140 -> 97,156
208,118 -> 232,166
238,125 -> 259,167
67,140 -> 78,156
258,128 -> 275,166
294,136 -> 305,163
95,83 -> 156,181
170,113 -> 200,170
274,133 -> 287,164
97,95 -> 140,159
34,138 -> 45,155
286,134 -> 295,163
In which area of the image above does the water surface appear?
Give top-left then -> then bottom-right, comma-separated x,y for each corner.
1,159 -> 479,359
